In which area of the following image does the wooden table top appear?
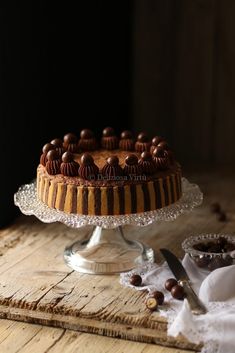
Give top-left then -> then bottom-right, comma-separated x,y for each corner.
0,168 -> 234,353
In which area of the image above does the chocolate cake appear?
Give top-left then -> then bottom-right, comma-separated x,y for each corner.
37,128 -> 182,216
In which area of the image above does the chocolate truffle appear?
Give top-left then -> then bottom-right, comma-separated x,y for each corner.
138,151 -> 156,174
63,133 -> 78,153
45,150 -> 61,175
80,129 -> 94,139
102,155 -> 123,178
165,278 -> 178,292
152,147 -> 169,170
78,129 -> 97,151
60,151 -> 79,177
157,141 -> 169,150
79,153 -> 99,180
101,127 -> 119,150
171,285 -> 185,300
135,132 -> 151,153
42,143 -> 55,154
103,127 -> 115,137
40,143 -> 56,166
145,297 -> 158,311
119,130 -> 134,151
150,136 -> 164,153
51,138 -> 65,156
123,154 -> 142,175
129,274 -> 142,286
148,291 -> 164,305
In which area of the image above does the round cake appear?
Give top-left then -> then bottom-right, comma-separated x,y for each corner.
36,128 -> 182,216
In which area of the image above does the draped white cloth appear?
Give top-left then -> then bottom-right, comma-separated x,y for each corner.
120,255 -> 235,353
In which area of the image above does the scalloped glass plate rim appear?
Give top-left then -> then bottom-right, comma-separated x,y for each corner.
14,177 -> 203,229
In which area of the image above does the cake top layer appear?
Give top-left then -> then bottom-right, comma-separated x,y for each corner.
39,127 -> 180,186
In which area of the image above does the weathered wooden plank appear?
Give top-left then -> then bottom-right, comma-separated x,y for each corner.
0,226 -> 197,349
0,319 -> 193,353
0,320 -> 42,351
0,305 -> 198,351
0,320 -> 65,353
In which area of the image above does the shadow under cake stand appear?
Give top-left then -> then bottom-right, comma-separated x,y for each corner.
14,178 -> 203,274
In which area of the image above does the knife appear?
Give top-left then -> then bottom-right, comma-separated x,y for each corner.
160,248 -> 207,315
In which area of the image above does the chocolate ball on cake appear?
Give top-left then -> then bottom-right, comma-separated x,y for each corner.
62,151 -> 74,163
125,154 -> 138,165
78,129 -> 97,151
153,147 -> 165,158
51,138 -> 63,147
42,143 -> 55,154
101,127 -> 119,150
45,150 -> 61,175
119,130 -> 134,151
51,138 -> 65,156
135,132 -> 151,152
107,156 -> 119,165
139,151 -> 156,174
63,133 -> 79,153
79,153 -> 99,180
141,151 -> 152,161
152,147 -> 169,170
63,133 -> 77,144
121,130 -> 132,139
81,153 -> 94,165
157,141 -> 169,150
156,141 -> 174,164
61,151 -> 79,177
123,154 -> 142,176
80,129 -> 94,139
138,132 -> 149,143
150,136 -> 164,153
40,143 -> 56,166
103,127 -> 115,137
47,149 -> 60,161
102,155 -> 123,177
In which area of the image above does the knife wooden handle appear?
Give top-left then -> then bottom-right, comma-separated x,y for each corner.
179,280 -> 207,315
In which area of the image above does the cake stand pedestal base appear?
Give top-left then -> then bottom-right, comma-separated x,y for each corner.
14,178 -> 203,275
64,226 -> 154,274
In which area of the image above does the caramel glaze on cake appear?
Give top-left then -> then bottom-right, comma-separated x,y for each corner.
37,128 -> 182,216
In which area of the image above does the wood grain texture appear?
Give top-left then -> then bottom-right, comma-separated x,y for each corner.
0,169 -> 235,352
0,319 -> 192,353
0,218 -> 198,351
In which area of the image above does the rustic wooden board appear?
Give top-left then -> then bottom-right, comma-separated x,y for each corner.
0,170 -> 234,351
0,319 -> 194,353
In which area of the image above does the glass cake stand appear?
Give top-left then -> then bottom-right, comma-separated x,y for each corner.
14,178 -> 203,274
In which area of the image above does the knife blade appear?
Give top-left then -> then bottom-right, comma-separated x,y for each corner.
160,248 -> 207,315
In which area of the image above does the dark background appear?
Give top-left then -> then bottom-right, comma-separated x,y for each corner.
1,0 -> 235,227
